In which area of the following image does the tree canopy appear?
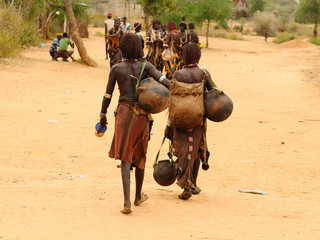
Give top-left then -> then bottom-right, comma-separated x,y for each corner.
296,0 -> 320,38
249,0 -> 268,14
136,0 -> 177,30
265,0 -> 298,24
189,0 -> 232,47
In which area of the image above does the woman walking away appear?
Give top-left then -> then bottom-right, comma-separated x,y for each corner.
165,43 -> 214,200
98,33 -> 170,214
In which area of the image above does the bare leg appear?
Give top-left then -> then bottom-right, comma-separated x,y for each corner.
134,166 -> 148,206
69,50 -> 75,62
191,156 -> 201,195
121,161 -> 132,214
70,55 -> 75,62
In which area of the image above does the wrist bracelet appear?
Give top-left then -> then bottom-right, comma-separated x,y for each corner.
159,75 -> 166,83
167,117 -> 171,127
100,111 -> 107,118
104,93 -> 112,99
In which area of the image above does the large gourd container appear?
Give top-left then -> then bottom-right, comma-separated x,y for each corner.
137,77 -> 170,114
204,89 -> 233,122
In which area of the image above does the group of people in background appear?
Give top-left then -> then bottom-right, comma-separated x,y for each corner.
49,32 -> 75,62
104,13 -> 201,79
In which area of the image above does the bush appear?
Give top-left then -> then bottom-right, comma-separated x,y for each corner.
251,11 -> 278,36
286,22 -> 298,33
233,25 -> 242,32
0,4 -> 40,59
90,14 -> 105,28
212,29 -> 243,40
296,24 -> 313,38
275,32 -> 295,44
0,5 -> 23,58
242,29 -> 252,35
309,38 -> 320,46
95,31 -> 104,37
213,29 -> 227,38
20,22 -> 40,47
226,33 -> 243,40
218,19 -> 229,30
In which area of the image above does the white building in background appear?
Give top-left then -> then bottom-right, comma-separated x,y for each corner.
106,0 -> 143,18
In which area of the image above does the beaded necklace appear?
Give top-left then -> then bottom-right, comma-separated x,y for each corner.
183,63 -> 198,68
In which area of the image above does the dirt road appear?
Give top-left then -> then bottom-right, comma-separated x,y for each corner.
1,28 -> 320,240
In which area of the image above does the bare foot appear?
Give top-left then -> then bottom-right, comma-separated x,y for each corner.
120,207 -> 132,214
178,190 -> 192,200
134,193 -> 148,206
191,186 -> 201,195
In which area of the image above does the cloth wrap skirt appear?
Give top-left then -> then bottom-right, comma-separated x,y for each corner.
109,102 -> 152,169
172,120 -> 207,190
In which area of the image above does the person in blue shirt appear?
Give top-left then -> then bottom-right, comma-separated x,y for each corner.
49,34 -> 62,61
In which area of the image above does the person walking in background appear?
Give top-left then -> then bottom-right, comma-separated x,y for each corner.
264,28 -> 269,42
187,23 -> 199,44
134,22 -> 144,58
178,21 -> 188,58
120,16 -> 132,34
104,13 -> 114,59
163,20 -> 180,79
146,19 -> 163,71
160,22 -> 168,41
107,18 -> 124,67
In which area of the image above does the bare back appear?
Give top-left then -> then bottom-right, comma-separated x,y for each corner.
106,61 -> 165,103
166,31 -> 180,53
187,30 -> 199,44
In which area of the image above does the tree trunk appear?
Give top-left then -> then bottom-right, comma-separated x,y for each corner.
41,8 -> 49,39
64,0 -> 97,67
41,7 -> 55,40
144,13 -> 150,32
206,19 -> 210,48
313,21 -> 318,38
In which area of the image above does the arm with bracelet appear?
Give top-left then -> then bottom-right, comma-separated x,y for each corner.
98,67 -> 117,133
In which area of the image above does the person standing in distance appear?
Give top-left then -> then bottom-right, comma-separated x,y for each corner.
105,13 -> 114,59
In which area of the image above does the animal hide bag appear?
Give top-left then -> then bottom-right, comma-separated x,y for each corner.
169,79 -> 205,129
161,43 -> 176,61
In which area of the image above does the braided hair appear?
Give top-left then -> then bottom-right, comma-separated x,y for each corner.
152,19 -> 161,28
179,21 -> 187,30
189,23 -> 195,30
120,33 -> 143,59
167,20 -> 177,31
182,43 -> 201,65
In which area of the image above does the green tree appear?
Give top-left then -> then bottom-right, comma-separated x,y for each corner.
158,0 -> 190,24
249,0 -> 268,14
265,0 -> 298,30
136,0 -> 177,31
296,0 -> 320,38
252,11 -> 277,36
190,0 -> 232,48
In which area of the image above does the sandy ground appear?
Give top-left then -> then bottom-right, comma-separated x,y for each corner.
1,28 -> 320,240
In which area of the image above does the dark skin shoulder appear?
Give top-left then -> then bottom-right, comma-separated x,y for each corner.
166,31 -> 180,51
174,66 -> 215,91
187,30 -> 199,44
100,61 -> 169,114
